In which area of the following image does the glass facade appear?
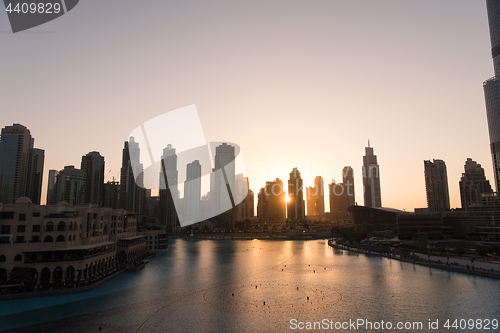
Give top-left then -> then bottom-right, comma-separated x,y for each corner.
484,1 -> 500,191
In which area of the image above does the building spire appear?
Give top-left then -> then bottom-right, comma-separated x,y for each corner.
368,139 -> 370,148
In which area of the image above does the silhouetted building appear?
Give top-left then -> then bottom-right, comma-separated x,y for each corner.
459,158 -> 493,210
119,137 -> 144,219
213,143 -> 236,229
0,124 -> 44,204
81,151 -> 105,206
46,170 -> 59,205
424,159 -> 450,212
235,174 -> 254,220
184,160 -> 201,222
104,180 -> 120,209
257,178 -> 286,223
54,166 -> 85,205
362,141 -> 381,207
306,176 -> 324,216
159,144 -> 178,233
329,166 -> 355,221
483,0 -> 500,191
287,168 -> 305,220
26,148 -> 44,204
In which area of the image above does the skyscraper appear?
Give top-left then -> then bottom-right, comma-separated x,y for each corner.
0,124 -> 44,204
306,176 -> 324,216
81,151 -> 105,206
54,165 -> 86,205
287,167 -> 305,220
257,178 -> 286,223
484,0 -> 500,191
46,169 -> 59,205
329,166 -> 355,220
424,159 -> 450,212
235,174 -> 254,220
214,143 -> 236,208
120,137 -> 144,218
26,148 -> 44,204
184,160 -> 201,222
159,144 -> 178,232
459,158 -> 493,210
362,141 -> 382,207
213,143 -> 236,229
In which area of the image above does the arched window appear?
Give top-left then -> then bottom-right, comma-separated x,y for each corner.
14,254 -> 22,261
72,235 -> 76,241
43,235 -> 53,242
57,221 -> 66,231
46,221 -> 54,231
56,235 -> 65,242
0,255 -> 5,262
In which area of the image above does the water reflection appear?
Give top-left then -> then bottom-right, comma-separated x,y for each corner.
1,239 -> 499,332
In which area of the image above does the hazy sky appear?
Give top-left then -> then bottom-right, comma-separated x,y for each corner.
0,1 -> 494,212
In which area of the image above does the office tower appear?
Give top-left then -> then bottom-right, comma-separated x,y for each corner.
0,124 -> 44,204
46,170 -> 59,205
159,144 -> 178,232
81,151 -> 105,206
119,137 -> 144,218
424,159 -> 450,212
184,160 -> 201,222
103,180 -> 120,209
484,0 -> 500,191
213,143 -> 236,229
54,166 -> 86,205
26,148 -> 44,204
306,176 -> 324,216
235,174 -> 254,220
214,143 -> 236,207
287,168 -> 305,220
257,178 -> 286,223
362,141 -> 382,207
342,166 -> 355,207
459,158 -> 493,210
329,166 -> 355,220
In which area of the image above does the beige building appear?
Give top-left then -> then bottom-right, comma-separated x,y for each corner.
0,197 -> 147,285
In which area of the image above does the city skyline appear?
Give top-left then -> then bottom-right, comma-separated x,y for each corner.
0,1 -> 494,212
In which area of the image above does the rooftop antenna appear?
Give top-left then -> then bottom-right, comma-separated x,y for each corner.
368,139 -> 370,148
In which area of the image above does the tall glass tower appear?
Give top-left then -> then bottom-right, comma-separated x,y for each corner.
484,0 -> 500,191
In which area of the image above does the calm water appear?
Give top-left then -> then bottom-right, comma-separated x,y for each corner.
1,239 -> 499,332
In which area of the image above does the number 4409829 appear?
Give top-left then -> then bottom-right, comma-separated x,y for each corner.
5,2 -> 61,14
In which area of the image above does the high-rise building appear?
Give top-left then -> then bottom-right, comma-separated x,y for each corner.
257,178 -> 286,223
362,141 -> 382,207
484,0 -> 500,191
103,180 -> 120,209
26,148 -> 44,204
235,174 -> 254,220
54,165 -> 86,205
214,143 -> 236,207
184,160 -> 202,222
46,170 -> 59,205
119,138 -> 144,218
0,124 -> 44,204
306,176 -> 324,216
329,166 -> 355,221
424,159 -> 450,212
459,158 -> 493,210
287,167 -> 305,220
81,151 -> 105,206
213,143 -> 236,229
159,144 -> 178,232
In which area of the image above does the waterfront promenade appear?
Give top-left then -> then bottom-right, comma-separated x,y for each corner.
328,239 -> 500,279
